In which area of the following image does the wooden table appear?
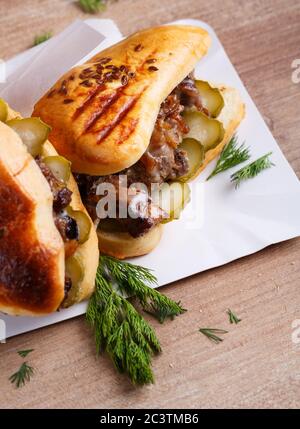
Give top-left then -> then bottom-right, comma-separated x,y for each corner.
0,0 -> 300,409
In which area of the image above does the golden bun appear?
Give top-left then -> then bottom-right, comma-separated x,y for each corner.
0,107 -> 99,316
33,25 -> 211,175
98,224 -> 163,259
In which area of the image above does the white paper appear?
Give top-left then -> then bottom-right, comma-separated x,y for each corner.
1,19 -> 300,340
0,19 -> 122,116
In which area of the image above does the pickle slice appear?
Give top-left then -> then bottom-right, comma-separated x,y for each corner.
64,255 -> 84,306
6,117 -> 51,157
183,111 -> 224,152
178,138 -> 204,182
153,181 -> 191,222
66,207 -> 91,244
43,155 -> 71,184
195,80 -> 224,117
0,98 -> 8,122
64,241 -> 79,259
65,255 -> 84,286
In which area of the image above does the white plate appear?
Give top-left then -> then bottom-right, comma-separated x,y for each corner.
1,18 -> 300,340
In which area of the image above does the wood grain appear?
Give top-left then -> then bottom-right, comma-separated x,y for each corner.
0,0 -> 300,409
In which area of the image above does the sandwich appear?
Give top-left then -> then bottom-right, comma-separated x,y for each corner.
0,100 -> 99,316
33,25 -> 245,259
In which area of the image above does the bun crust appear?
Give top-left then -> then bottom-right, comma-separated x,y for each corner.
98,224 -> 163,259
0,121 -> 65,316
33,25 -> 211,175
0,107 -> 99,316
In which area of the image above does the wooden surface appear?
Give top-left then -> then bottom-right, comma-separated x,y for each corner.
0,0 -> 300,409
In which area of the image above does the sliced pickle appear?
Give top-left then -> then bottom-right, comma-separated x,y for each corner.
66,207 -> 91,244
178,138 -> 204,182
64,255 -> 84,306
183,111 -> 225,152
64,240 -> 79,259
153,181 -> 191,223
195,80 -> 224,117
65,255 -> 84,286
43,155 -> 71,184
0,98 -> 8,122
6,117 -> 51,157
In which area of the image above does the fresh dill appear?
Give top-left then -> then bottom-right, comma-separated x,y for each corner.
86,265 -> 161,385
9,362 -> 34,388
199,328 -> 228,344
87,256 -> 186,384
33,32 -> 52,46
101,255 -> 186,323
207,135 -> 251,180
227,309 -> 241,324
17,349 -> 34,358
231,152 -> 274,188
78,0 -> 106,13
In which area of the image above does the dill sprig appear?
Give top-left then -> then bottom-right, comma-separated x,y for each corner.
227,309 -> 241,324
33,32 -> 52,46
86,266 -> 161,385
9,362 -> 34,388
199,328 -> 228,344
231,152 -> 274,188
17,349 -> 34,358
207,135 -> 251,180
78,0 -> 106,13
87,256 -> 186,385
102,255 -> 186,323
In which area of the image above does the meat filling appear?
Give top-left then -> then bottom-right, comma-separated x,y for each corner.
76,74 -> 203,238
35,157 -> 73,211
35,157 -> 79,294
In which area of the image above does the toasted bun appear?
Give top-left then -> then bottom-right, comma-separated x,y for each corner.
188,83 -> 245,180
0,107 -> 99,316
0,120 -> 65,316
33,25 -> 211,175
98,224 -> 163,260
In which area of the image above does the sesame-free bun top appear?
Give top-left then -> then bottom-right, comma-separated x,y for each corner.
33,25 -> 211,176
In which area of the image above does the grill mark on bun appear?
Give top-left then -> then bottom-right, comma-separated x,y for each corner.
115,118 -> 139,145
83,90 -> 122,133
94,94 -> 141,144
72,85 -> 105,120
73,53 -> 155,144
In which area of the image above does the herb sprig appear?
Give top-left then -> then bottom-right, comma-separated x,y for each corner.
33,32 -> 52,46
227,309 -> 241,324
207,136 -> 250,180
87,256 -> 185,385
231,152 -> 274,188
17,349 -> 34,358
9,362 -> 34,388
199,328 -> 228,344
78,0 -> 106,13
102,256 -> 186,323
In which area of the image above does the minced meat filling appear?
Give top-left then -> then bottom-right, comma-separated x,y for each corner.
35,156 -> 78,237
35,157 -> 73,211
35,157 -> 79,296
75,73 -> 203,238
